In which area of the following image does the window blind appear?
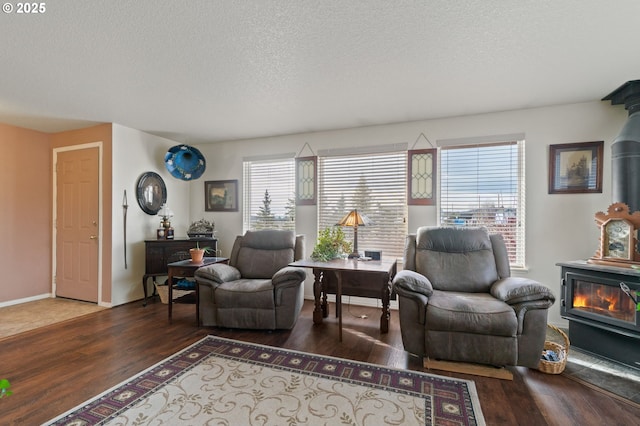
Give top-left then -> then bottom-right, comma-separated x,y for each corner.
318,151 -> 407,258
243,158 -> 295,232
439,140 -> 526,268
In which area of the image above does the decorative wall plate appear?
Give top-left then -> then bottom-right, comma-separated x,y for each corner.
136,171 -> 167,215
165,144 -> 206,180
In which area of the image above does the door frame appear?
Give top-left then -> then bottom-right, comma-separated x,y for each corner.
52,142 -> 106,306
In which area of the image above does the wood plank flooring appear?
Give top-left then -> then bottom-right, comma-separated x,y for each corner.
2,299 -> 638,425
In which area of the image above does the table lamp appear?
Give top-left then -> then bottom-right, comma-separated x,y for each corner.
157,203 -> 174,239
337,209 -> 371,258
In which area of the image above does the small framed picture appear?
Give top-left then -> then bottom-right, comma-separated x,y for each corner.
548,141 -> 603,194
204,180 -> 238,212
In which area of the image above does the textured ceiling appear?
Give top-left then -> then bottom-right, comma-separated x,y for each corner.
1,0 -> 639,143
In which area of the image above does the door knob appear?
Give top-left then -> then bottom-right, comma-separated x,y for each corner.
90,235 -> 98,240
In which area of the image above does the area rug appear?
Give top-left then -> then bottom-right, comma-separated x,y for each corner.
44,336 -> 485,425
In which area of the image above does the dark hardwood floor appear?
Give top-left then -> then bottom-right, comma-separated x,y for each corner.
2,299 -> 638,425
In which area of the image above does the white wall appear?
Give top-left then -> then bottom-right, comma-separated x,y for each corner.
111,124 -> 191,305
191,100 -> 628,327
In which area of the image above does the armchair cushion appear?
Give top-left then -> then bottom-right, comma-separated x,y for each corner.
195,263 -> 241,284
235,230 -> 297,278
392,270 -> 433,297
216,279 -> 274,309
426,291 -> 517,337
415,227 -> 498,292
491,277 -> 556,305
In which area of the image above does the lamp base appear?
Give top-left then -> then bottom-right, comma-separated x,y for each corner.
347,252 -> 360,259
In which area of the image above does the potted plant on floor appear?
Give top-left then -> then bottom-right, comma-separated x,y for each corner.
190,241 -> 212,263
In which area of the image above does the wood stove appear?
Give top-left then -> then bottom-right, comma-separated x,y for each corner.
558,260 -> 640,369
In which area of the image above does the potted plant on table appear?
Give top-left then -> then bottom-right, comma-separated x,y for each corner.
190,241 -> 213,263
311,226 -> 352,261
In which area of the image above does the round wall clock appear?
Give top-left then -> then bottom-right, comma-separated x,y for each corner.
136,172 -> 167,215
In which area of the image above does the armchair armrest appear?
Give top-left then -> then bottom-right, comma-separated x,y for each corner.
490,277 -> 556,305
392,270 -> 433,298
272,266 -> 307,288
195,263 -> 241,284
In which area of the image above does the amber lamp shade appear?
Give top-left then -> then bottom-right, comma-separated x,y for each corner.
337,209 -> 371,258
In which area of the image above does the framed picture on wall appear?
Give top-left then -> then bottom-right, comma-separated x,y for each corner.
204,180 -> 239,211
548,141 -> 603,194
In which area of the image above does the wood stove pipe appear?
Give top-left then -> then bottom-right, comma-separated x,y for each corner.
603,80 -> 640,213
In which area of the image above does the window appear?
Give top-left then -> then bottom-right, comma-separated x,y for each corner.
318,148 -> 407,258
439,140 -> 525,268
243,157 -> 295,232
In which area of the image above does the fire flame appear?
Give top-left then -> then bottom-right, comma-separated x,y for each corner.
573,290 -> 618,311
573,284 -> 636,323
573,295 -> 588,308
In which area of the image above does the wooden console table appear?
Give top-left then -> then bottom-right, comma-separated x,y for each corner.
167,256 -> 228,324
142,238 -> 217,305
289,257 -> 397,341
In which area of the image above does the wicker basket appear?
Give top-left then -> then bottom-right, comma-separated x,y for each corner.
538,324 -> 570,374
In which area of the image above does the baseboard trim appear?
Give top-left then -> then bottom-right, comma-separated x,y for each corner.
0,293 -> 51,308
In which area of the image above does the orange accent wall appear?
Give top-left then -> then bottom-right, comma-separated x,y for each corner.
50,124 -> 113,304
0,123 -> 51,302
0,122 -> 114,304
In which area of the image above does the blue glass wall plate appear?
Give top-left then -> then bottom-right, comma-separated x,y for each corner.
164,144 -> 206,180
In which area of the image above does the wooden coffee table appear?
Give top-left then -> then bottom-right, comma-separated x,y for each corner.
167,257 -> 228,324
289,257 -> 397,341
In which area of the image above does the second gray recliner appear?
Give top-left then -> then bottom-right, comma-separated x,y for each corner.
392,226 -> 555,368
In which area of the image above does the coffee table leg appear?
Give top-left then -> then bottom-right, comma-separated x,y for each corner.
336,271 -> 343,342
380,276 -> 390,333
195,282 -> 200,327
142,275 -> 149,307
313,269 -> 324,324
322,279 -> 329,318
168,271 -> 173,323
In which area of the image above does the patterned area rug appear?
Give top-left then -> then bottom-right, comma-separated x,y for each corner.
45,336 -> 485,425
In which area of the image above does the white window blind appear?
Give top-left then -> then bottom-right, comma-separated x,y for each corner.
439,140 -> 526,268
318,150 -> 407,258
243,157 -> 295,232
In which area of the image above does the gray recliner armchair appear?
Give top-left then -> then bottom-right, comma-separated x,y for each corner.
194,230 -> 306,330
392,226 -> 555,368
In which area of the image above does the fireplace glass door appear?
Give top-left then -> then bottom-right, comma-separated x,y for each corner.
573,280 -> 636,323
564,270 -> 639,334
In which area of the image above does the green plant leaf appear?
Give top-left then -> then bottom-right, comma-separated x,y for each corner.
0,379 -> 12,398
311,226 -> 352,261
